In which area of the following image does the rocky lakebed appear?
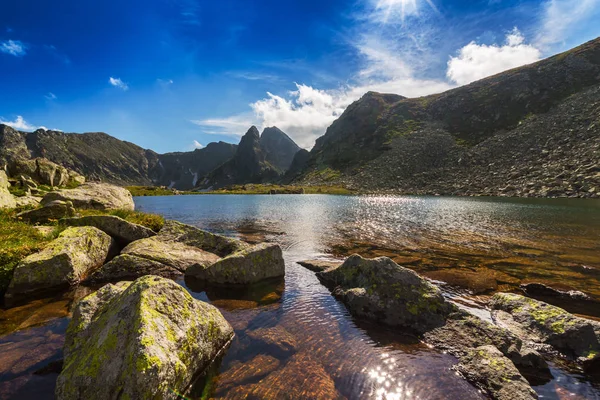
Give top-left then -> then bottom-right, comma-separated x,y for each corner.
1,181 -> 600,399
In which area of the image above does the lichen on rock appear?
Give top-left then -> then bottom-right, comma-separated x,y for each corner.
56,275 -> 234,400
41,182 -> 135,211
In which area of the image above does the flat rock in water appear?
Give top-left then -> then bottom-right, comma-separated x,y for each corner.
17,200 -> 75,224
0,170 -> 17,209
246,326 -> 298,357
121,236 -> 221,272
297,259 -> 342,272
490,293 -> 600,364
455,345 -> 538,400
316,254 -> 453,333
55,275 -> 234,400
158,220 -> 249,257
222,353 -> 343,400
41,182 -> 134,211
64,215 -> 156,245
186,242 -> 285,285
214,354 -> 280,392
5,227 -> 115,300
86,254 -> 182,283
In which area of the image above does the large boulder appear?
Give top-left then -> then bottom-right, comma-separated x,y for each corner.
9,158 -> 70,187
41,182 -> 135,211
185,243 -> 285,285
14,195 -> 42,208
157,220 -> 249,257
5,227 -> 115,300
0,170 -> 16,209
55,275 -> 234,400
490,293 -> 600,363
455,345 -> 538,400
120,237 -> 220,272
17,200 -> 75,224
87,254 -> 181,284
64,215 -> 156,246
316,255 -> 453,333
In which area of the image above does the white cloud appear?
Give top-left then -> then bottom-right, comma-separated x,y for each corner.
193,140 -> 203,149
0,40 -> 26,57
370,0 -> 439,24
0,116 -> 40,131
109,77 -> 129,91
535,0 -> 600,49
447,28 -> 542,85
191,114 -> 256,138
45,92 -> 57,100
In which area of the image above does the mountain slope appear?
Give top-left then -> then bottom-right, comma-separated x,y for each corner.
259,126 -> 301,172
295,37 -> 600,197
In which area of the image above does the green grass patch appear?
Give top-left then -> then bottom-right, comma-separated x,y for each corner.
127,186 -> 178,196
201,183 -> 354,195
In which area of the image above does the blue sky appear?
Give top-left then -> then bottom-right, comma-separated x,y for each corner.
1,0 -> 599,152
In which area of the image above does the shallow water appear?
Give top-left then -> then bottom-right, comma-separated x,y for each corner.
1,195 -> 600,399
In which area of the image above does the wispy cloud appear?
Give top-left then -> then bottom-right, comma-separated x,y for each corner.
193,140 -> 204,149
447,28 -> 541,85
191,115 -> 256,137
226,71 -> 282,82
0,116 -> 48,131
44,44 -> 71,65
45,92 -> 57,101
109,77 -> 129,91
0,40 -> 26,57
535,0 -> 600,50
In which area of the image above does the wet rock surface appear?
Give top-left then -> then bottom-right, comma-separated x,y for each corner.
186,242 -> 285,285
41,182 -> 135,211
455,345 -> 538,400
56,275 -> 234,400
64,215 -> 156,246
17,200 -> 75,224
297,259 -> 342,272
316,255 -> 453,333
5,227 -> 115,301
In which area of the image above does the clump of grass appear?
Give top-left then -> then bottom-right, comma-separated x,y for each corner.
202,183 -> 354,195
127,186 -> 176,197
77,209 -> 165,232
0,209 -> 60,295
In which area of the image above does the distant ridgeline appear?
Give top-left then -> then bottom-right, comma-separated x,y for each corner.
2,37 -> 599,196
0,124 -> 300,191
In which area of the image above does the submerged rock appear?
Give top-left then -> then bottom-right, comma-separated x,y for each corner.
87,254 -> 181,283
41,182 -> 135,211
520,282 -> 594,302
247,326 -> 298,357
490,293 -> 600,363
455,345 -> 538,400
185,242 -> 285,285
5,227 -> 114,300
64,215 -> 156,245
297,259 -> 342,272
157,220 -> 249,257
214,354 -> 280,393
0,170 -> 16,209
121,236 -> 220,272
56,275 -> 234,400
316,254 -> 453,333
17,200 -> 75,224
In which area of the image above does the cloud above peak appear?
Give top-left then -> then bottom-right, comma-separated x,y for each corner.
0,115 -> 58,132
446,28 -> 541,85
109,77 -> 129,91
0,40 -> 26,57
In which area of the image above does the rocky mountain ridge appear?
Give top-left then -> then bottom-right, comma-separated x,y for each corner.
293,37 -> 600,198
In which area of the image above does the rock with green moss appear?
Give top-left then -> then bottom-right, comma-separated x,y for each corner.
10,157 -> 70,187
424,311 -> 548,372
121,236 -> 220,272
14,194 -> 42,208
17,200 -> 75,224
55,275 -> 234,400
316,254 -> 453,333
5,227 -> 115,300
490,293 -> 600,364
87,254 -> 182,283
64,215 -> 156,246
455,345 -> 538,400
0,170 -> 16,209
41,182 -> 135,211
157,220 -> 249,257
185,243 -> 284,285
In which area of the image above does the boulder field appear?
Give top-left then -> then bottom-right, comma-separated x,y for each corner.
302,254 -> 600,400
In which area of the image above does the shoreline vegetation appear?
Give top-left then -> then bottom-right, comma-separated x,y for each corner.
126,184 -> 355,196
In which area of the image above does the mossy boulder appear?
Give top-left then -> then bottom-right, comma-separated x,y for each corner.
10,157 -> 70,187
64,215 -> 156,246
157,220 -> 249,257
87,254 -> 181,284
17,200 -> 75,224
41,182 -> 134,211
14,195 -> 42,208
185,243 -> 285,285
0,170 -> 16,209
490,293 -> 600,363
55,275 -> 234,400
455,345 -> 538,400
121,237 -> 220,272
5,227 -> 115,301
316,254 -> 453,333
